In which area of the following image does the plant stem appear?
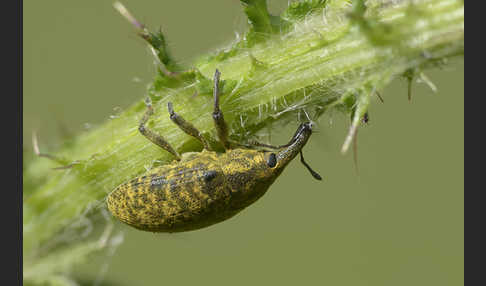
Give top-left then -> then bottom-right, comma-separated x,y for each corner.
23,0 -> 463,281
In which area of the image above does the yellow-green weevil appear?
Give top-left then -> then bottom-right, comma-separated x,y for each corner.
106,69 -> 322,232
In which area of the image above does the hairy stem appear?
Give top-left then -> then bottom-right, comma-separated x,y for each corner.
23,0 -> 463,282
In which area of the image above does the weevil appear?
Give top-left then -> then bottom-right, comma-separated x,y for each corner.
106,69 -> 322,232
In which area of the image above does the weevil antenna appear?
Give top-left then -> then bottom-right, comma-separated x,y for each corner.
300,151 -> 322,180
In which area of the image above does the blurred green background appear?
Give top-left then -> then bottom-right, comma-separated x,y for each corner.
24,1 -> 463,285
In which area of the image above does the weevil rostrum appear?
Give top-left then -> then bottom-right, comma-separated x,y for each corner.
106,69 -> 322,232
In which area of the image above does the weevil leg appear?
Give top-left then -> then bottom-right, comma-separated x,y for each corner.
232,139 -> 297,152
244,140 -> 282,150
139,100 -> 181,160
212,69 -> 231,150
167,102 -> 211,150
242,124 -> 317,150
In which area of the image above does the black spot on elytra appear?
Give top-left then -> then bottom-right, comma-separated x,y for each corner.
203,171 -> 218,182
201,171 -> 224,198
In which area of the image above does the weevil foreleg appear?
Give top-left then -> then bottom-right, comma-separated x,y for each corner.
139,100 -> 181,160
243,125 -> 313,150
212,69 -> 231,150
167,102 -> 211,150
244,140 -> 285,150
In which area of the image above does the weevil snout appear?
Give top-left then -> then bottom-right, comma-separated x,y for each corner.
290,122 -> 322,180
290,121 -> 314,141
268,121 -> 321,180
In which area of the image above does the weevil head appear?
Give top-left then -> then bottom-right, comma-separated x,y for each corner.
232,122 -> 319,185
223,122 -> 320,211
260,121 -> 322,181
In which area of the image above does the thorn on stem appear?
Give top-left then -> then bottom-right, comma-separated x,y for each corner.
342,92 -> 370,154
113,2 -> 145,31
341,119 -> 359,154
419,72 -> 438,93
405,70 -> 416,102
375,90 -> 384,103
33,132 -> 77,169
32,132 -> 58,161
353,128 -> 359,175
149,46 -> 179,77
408,77 -> 413,102
114,2 -> 179,77
52,161 -> 80,170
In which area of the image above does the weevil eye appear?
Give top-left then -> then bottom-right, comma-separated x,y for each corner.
267,153 -> 277,168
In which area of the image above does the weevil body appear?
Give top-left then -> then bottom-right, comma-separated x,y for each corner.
107,70 -> 321,232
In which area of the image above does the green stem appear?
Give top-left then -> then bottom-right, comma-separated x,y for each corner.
23,0 -> 463,282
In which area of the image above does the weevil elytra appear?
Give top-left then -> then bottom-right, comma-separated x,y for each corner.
106,69 -> 322,232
